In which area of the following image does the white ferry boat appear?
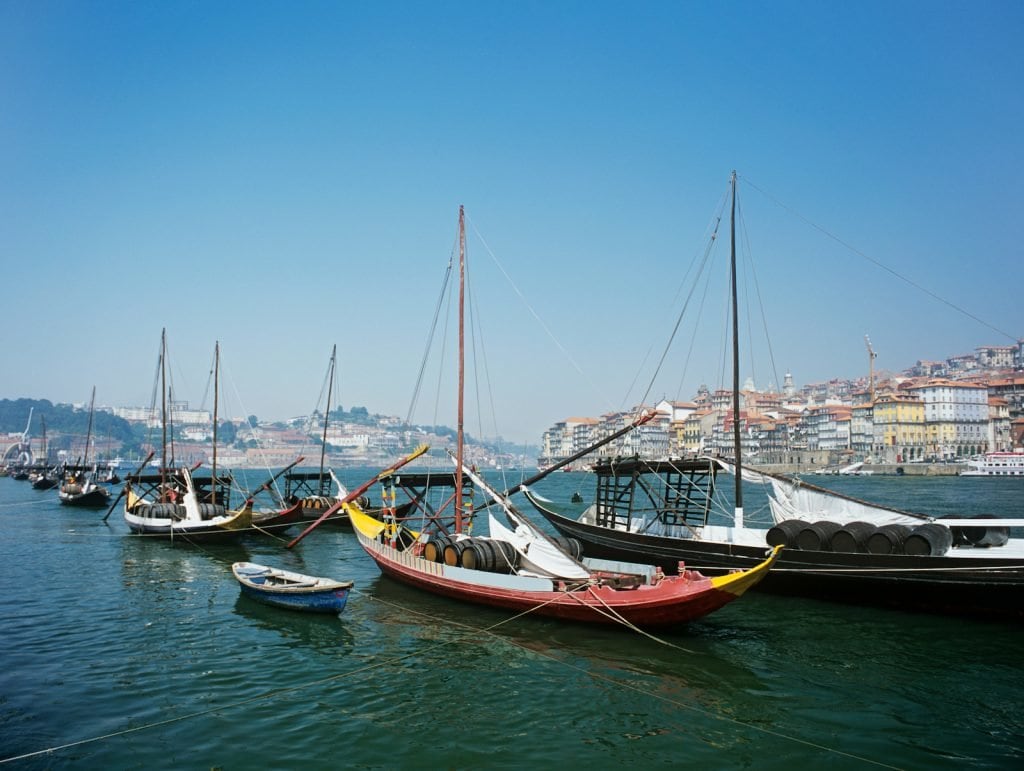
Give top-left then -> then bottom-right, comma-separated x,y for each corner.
961,451 -> 1024,476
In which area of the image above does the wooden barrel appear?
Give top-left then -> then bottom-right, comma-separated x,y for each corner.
198,503 -> 226,520
423,534 -> 452,563
490,540 -> 519,573
766,519 -> 805,548
443,539 -> 471,567
967,526 -> 1009,548
866,524 -> 913,554
461,539 -> 496,571
904,523 -> 954,556
830,521 -> 877,553
551,536 -> 583,560
796,520 -> 843,551
954,514 -> 1010,548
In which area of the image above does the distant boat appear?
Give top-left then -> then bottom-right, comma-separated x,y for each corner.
58,387 -> 111,508
28,418 -> 59,489
838,461 -> 872,476
232,562 -> 353,614
30,466 -> 61,490
124,465 -> 252,540
961,451 -> 1024,477
276,346 -> 353,528
122,335 -> 252,540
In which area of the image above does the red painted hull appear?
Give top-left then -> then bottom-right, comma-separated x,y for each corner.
355,529 -> 774,627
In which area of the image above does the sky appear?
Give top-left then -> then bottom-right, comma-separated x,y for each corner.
1,1 -> 1022,445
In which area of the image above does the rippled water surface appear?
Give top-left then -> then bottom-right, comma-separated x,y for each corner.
1,471 -> 1022,769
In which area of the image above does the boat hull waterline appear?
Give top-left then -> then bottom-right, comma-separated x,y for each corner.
232,562 -> 352,614
529,498 -> 1024,620
349,507 -> 778,627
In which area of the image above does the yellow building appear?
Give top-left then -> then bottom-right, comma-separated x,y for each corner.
871,393 -> 925,462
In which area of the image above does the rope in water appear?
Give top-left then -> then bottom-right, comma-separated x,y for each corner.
2,585 -> 899,768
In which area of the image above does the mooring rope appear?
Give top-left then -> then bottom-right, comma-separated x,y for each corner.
1,584 -> 900,769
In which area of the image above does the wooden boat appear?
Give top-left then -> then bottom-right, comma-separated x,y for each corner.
124,465 -> 252,540
58,388 -> 111,508
346,455 -> 777,627
232,562 -> 353,614
120,335 -> 251,540
523,457 -> 1024,620
291,206 -> 778,628
30,466 -> 61,490
58,465 -> 112,507
28,419 -> 60,490
276,347 -> 357,528
521,174 -> 1024,621
247,457 -> 323,534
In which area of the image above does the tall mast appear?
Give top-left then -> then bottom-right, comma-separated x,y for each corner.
84,386 -> 96,467
319,344 -> 337,491
160,329 -> 168,494
455,205 -> 466,532
730,171 -> 744,527
212,341 -> 219,505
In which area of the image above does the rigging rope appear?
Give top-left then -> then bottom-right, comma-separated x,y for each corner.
638,183 -> 730,409
468,215 -> 618,415
740,174 -> 1017,342
405,235 -> 455,428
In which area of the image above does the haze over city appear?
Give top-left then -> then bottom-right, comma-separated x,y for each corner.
2,2 -> 1021,444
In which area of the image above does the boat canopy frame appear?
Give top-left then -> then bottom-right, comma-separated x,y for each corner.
591,456 -> 719,531
127,471 -> 235,509
376,470 -> 476,536
283,470 -> 334,501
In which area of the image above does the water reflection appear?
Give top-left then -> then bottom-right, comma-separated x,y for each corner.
231,595 -> 355,654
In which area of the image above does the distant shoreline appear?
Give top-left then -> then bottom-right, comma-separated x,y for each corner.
752,462 -> 968,477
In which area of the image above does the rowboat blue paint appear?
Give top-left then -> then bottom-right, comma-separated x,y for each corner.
232,562 -> 353,614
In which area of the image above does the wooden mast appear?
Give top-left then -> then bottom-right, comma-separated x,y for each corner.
730,171 -> 744,527
83,386 -> 96,468
455,205 -> 466,532
319,344 -> 337,493
212,341 -> 219,505
160,329 -> 168,498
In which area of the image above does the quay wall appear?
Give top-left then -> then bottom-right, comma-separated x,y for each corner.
750,462 -> 968,476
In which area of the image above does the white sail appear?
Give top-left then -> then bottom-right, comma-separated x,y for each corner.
766,477 -> 930,526
450,453 -> 591,580
487,513 -> 591,580
716,457 -> 930,526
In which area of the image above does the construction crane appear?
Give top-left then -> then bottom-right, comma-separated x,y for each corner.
865,335 -> 877,402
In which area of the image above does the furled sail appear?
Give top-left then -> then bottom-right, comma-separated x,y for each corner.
453,454 -> 591,580
766,478 -> 930,526
714,458 -> 931,526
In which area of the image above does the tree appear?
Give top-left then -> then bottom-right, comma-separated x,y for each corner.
218,420 -> 237,444
247,415 -> 259,428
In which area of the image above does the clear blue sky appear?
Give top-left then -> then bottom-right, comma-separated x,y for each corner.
2,1 -> 1021,445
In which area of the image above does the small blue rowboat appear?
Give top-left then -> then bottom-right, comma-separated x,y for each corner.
232,562 -> 353,614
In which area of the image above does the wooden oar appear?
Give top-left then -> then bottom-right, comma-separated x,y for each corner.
102,451 -> 155,522
287,444 -> 429,548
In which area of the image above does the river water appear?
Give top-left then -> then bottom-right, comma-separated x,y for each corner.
1,470 -> 1021,769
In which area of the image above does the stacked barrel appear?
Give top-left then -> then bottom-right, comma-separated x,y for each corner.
766,515 -> 1008,556
420,534 -> 583,573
